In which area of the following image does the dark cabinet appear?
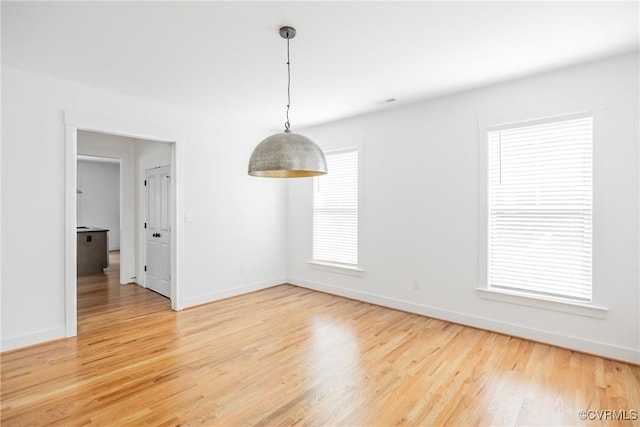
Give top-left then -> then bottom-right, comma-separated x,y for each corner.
77,228 -> 109,276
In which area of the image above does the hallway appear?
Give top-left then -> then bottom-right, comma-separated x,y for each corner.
77,251 -> 170,335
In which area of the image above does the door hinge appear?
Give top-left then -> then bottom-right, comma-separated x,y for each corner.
144,222 -> 147,229
144,265 -> 147,272
144,180 -> 147,186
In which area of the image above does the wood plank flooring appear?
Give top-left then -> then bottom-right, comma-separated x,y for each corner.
2,253 -> 639,426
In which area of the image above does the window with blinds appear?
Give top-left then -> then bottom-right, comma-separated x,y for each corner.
487,114 -> 593,301
313,149 -> 358,267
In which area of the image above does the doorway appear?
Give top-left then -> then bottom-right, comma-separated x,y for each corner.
76,155 -> 121,278
64,111 -> 184,338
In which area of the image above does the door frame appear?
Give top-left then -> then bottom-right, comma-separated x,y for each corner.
64,111 -> 185,338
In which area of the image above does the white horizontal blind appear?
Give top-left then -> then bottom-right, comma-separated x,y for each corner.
488,115 -> 593,301
313,149 -> 358,266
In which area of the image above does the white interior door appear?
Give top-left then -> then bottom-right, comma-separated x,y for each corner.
146,166 -> 171,298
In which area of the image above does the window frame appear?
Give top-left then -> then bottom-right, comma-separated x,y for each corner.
310,146 -> 364,275
477,112 -> 607,318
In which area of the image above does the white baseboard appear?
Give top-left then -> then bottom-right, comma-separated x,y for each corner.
1,326 -> 66,353
182,277 -> 286,309
289,277 -> 640,365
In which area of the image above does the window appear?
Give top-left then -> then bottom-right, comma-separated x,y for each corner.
487,114 -> 593,301
313,149 -> 359,268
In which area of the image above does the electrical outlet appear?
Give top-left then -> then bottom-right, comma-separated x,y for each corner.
412,279 -> 420,290
240,265 -> 246,275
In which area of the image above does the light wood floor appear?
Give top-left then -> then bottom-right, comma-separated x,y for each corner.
2,254 -> 639,426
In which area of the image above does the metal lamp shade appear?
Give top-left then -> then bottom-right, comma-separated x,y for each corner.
248,132 -> 328,178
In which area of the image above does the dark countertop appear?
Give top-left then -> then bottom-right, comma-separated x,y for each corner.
77,226 -> 109,233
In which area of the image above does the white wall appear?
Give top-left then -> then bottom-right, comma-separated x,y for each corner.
1,66 -> 288,351
77,159 -> 120,250
288,52 -> 640,364
2,54 -> 637,362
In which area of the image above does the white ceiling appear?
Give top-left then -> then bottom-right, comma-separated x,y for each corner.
2,1 -> 638,132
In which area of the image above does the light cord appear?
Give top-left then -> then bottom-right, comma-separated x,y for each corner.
285,35 -> 291,132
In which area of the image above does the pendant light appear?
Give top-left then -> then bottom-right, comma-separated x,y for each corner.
248,26 -> 328,178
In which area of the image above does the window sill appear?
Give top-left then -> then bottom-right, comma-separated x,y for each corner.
309,261 -> 364,277
476,287 -> 608,319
